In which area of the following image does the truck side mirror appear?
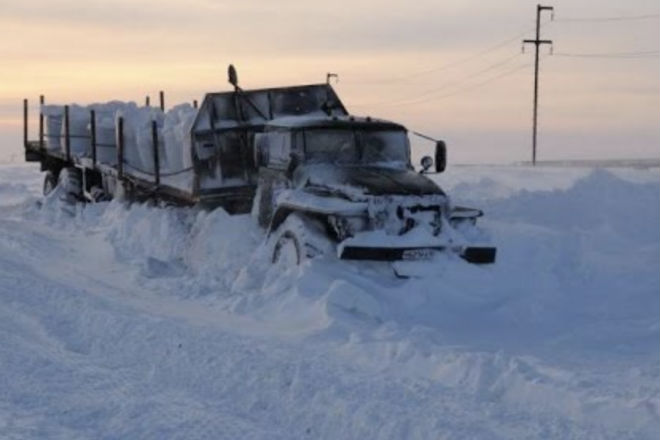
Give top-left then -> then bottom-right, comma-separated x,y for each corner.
420,156 -> 433,173
435,140 -> 447,173
228,64 -> 238,87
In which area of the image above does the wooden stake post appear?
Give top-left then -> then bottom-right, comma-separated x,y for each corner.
39,95 -> 44,150
90,110 -> 97,167
152,120 -> 160,186
23,99 -> 28,149
117,117 -> 124,179
64,105 -> 71,161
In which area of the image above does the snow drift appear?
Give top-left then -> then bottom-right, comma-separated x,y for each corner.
0,163 -> 658,439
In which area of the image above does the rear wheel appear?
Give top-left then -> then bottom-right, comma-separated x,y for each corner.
42,170 -> 58,196
57,167 -> 82,203
89,185 -> 111,202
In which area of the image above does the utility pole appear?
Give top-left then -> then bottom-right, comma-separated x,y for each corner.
523,4 -> 553,165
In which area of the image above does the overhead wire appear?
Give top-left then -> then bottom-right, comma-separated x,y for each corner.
353,60 -> 534,110
367,45 -> 657,109
342,12 -> 658,86
388,61 -> 534,108
350,51 -> 523,108
339,12 -> 657,86
554,13 -> 659,23
343,11 -> 657,110
553,50 -> 659,58
341,23 -> 541,85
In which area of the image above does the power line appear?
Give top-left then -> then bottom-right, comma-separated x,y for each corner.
555,13 -> 659,23
340,9 -> 657,134
350,52 -> 522,108
342,24 -> 540,85
353,60 -> 533,109
451,52 -> 522,80
554,50 -> 659,58
338,12 -> 657,85
397,62 -> 533,107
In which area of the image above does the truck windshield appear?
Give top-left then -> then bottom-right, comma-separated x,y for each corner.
303,129 -> 409,167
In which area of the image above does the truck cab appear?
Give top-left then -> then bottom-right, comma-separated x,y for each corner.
254,115 -> 495,267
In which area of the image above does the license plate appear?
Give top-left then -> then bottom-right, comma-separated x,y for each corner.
401,248 -> 434,261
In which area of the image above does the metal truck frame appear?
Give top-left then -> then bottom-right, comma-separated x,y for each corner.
22,66 -> 496,270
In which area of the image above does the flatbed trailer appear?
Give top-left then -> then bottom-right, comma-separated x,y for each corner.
24,129 -> 211,208
22,81 -> 347,212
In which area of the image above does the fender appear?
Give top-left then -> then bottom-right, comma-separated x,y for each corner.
267,189 -> 368,235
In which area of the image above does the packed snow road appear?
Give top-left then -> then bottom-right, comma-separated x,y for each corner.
0,163 -> 658,439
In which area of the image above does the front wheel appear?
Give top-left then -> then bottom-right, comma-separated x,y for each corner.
269,213 -> 332,267
273,231 -> 303,266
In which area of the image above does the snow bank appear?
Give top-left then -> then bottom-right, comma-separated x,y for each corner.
28,167 -> 659,353
2,164 -> 659,438
0,165 -> 42,208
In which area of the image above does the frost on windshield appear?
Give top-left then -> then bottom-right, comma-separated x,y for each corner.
304,129 -> 409,167
305,130 -> 358,164
360,131 -> 408,166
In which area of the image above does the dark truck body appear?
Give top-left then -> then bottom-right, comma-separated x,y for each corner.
23,81 -> 495,268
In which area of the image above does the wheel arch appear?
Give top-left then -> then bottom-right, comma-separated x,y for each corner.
267,206 -> 332,238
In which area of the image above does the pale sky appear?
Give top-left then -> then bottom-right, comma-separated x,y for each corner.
1,0 -> 658,163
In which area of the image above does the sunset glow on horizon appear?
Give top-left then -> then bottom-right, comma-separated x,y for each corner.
1,0 -> 658,163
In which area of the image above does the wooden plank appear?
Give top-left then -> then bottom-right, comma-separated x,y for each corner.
23,99 -> 28,149
117,117 -> 124,179
39,95 -> 44,150
90,110 -> 97,167
152,120 -> 160,186
64,105 -> 71,161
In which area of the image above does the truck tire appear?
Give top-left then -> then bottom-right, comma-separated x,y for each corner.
270,213 -> 331,267
43,170 -> 59,196
273,230 -> 303,267
57,167 -> 83,203
90,185 -> 111,202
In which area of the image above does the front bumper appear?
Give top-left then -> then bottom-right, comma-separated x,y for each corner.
339,245 -> 496,264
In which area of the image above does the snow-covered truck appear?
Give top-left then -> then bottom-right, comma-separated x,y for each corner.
22,67 -> 496,269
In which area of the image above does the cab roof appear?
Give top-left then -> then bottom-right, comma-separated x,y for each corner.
265,115 -> 406,132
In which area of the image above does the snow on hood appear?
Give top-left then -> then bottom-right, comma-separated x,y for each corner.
295,164 -> 445,198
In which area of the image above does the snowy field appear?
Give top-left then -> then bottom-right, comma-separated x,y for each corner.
0,162 -> 658,439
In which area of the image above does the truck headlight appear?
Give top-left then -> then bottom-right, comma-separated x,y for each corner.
329,215 -> 368,240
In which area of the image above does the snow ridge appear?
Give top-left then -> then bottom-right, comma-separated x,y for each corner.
0,164 -> 658,439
